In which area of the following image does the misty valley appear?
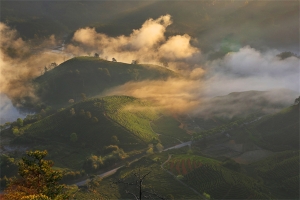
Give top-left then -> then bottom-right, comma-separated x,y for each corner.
0,1 -> 299,200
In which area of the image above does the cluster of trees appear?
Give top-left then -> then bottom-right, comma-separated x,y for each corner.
0,105 -> 60,138
1,149 -> 165,199
146,143 -> 164,155
61,170 -> 85,183
276,51 -> 299,60
2,150 -> 67,200
68,107 -> 99,124
41,62 -> 58,75
193,115 -> 259,141
83,144 -> 127,173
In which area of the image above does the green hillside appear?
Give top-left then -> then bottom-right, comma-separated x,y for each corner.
244,104 -> 299,151
11,97 -> 141,169
75,152 -> 202,199
250,151 -> 299,199
151,115 -> 191,145
8,96 -> 187,170
163,154 -> 270,199
34,56 -> 178,107
103,96 -> 161,143
165,154 -> 220,175
184,164 -> 270,199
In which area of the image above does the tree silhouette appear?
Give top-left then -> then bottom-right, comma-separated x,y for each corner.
113,168 -> 165,200
81,93 -> 87,101
294,96 -> 300,105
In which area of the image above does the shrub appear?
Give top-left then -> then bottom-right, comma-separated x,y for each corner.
70,133 -> 78,142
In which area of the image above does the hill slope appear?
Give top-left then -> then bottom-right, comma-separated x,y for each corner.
251,103 -> 299,151
9,96 -> 187,170
250,150 -> 299,199
34,56 -> 178,107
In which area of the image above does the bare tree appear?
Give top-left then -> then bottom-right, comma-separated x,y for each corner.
113,168 -> 165,200
294,96 -> 300,105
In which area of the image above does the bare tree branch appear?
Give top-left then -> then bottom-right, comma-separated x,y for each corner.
126,190 -> 139,200
112,167 -> 164,200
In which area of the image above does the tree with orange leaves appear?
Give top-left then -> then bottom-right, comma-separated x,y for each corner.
3,150 -> 67,200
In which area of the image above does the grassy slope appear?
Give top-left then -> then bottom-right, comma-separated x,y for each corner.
165,154 -> 220,175
13,97 -> 143,169
194,102 -> 299,151
34,56 -> 178,107
75,150 -> 281,199
11,96 -> 188,169
75,151 -> 202,199
164,154 -> 270,199
184,164 -> 270,199
246,104 -> 299,151
103,96 -> 160,143
250,150 -> 299,199
151,116 -> 190,146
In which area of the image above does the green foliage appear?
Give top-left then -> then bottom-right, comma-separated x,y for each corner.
277,51 -> 299,60
166,194 -> 174,199
83,146 -> 127,173
70,133 -> 78,142
203,192 -> 211,199
12,127 -> 20,136
81,93 -> 87,101
85,111 -> 92,119
156,143 -> 164,152
222,158 -> 241,172
83,154 -> 104,172
17,118 -> 24,127
69,108 -> 75,116
151,116 -> 189,145
253,104 -> 299,150
87,176 -> 102,192
111,135 -> 119,145
0,155 -> 18,184
295,96 -> 300,105
251,150 -> 299,199
146,148 -> 154,155
184,164 -> 270,199
12,97 -> 145,170
61,169 -> 84,183
193,116 -> 250,140
104,96 -> 160,143
4,150 -> 67,200
86,154 -> 201,199
20,194 -> 51,200
91,117 -> 98,123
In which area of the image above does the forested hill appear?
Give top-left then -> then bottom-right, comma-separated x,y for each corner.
33,56 -> 178,107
